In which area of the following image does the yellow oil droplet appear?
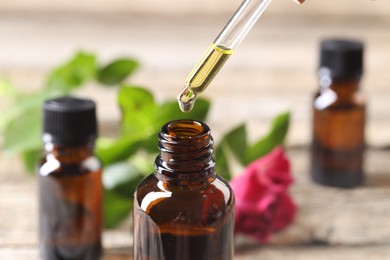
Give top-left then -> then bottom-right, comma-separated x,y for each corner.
177,87 -> 197,112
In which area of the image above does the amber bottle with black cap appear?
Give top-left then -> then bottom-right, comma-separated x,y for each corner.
133,119 -> 235,260
39,97 -> 102,259
310,39 -> 366,188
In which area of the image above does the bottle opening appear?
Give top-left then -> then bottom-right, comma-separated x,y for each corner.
156,120 -> 215,181
163,120 -> 209,139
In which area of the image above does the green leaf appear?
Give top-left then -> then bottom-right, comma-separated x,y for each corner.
3,107 -> 41,154
137,98 -> 211,153
0,79 -> 16,131
130,152 -> 156,175
102,162 -> 146,228
118,85 -> 158,135
22,149 -> 41,174
156,98 -> 210,126
46,52 -> 97,93
138,133 -> 159,154
103,188 -> 133,229
244,111 -> 290,165
0,78 -> 16,98
0,91 -> 51,133
95,135 -> 145,166
98,59 -> 139,86
214,142 -> 232,181
178,98 -> 210,122
103,161 -> 145,197
224,124 -> 248,165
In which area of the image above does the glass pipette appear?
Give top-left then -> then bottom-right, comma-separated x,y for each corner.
177,0 -> 306,112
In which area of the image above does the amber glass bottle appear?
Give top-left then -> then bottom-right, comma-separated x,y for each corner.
310,39 -> 366,188
39,97 -> 102,259
133,120 -> 235,260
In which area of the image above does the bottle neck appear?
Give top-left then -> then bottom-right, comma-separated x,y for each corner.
44,142 -> 95,163
155,120 -> 216,185
319,74 -> 361,97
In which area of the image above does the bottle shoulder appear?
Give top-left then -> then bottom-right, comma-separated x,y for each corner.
135,173 -> 234,200
39,154 -> 101,177
134,173 -> 234,226
313,88 -> 366,111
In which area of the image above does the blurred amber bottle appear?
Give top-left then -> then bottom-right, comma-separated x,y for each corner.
39,97 -> 102,259
133,120 -> 235,260
310,39 -> 366,188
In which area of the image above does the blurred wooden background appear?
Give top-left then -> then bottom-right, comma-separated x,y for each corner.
1,0 -> 390,259
0,0 -> 389,16
0,0 -> 389,145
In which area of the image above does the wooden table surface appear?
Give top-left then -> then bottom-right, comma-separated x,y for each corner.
1,7 -> 390,259
2,147 -> 390,259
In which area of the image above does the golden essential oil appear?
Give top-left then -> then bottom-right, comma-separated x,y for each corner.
178,44 -> 233,112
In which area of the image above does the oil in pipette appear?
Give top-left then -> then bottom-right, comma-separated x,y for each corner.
178,43 -> 234,112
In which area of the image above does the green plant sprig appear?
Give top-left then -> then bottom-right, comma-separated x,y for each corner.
0,51 -> 289,228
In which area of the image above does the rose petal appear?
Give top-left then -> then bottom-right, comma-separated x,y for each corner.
230,147 -> 296,244
271,192 -> 297,231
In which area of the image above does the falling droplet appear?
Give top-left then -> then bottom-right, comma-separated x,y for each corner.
177,86 -> 198,112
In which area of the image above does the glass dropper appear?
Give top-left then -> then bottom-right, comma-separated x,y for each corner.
177,0 -> 304,112
177,0 -> 273,112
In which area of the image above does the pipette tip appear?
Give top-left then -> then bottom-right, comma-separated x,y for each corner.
292,0 -> 305,4
177,87 -> 198,112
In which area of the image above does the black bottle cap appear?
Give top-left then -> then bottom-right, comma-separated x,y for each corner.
319,39 -> 364,80
43,96 -> 97,145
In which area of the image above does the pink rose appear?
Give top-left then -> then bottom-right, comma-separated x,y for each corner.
230,147 -> 296,243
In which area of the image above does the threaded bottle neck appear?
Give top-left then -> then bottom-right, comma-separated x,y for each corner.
155,120 -> 216,182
